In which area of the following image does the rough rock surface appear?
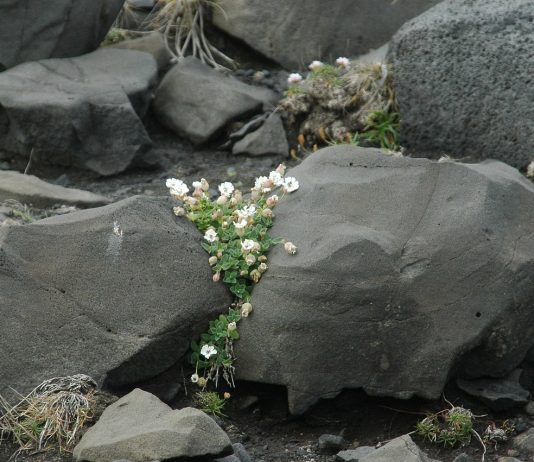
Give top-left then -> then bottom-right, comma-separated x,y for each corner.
456,370 -> 530,411
513,428 -> 534,455
0,0 -> 125,70
73,389 -> 232,462
154,57 -> 278,144
0,196 -> 232,399
213,0 -> 441,70
389,0 -> 534,168
111,32 -> 172,73
236,146 -> 534,414
0,48 -> 157,176
336,447 -> 376,462
358,435 -> 437,462
0,171 -> 110,208
232,113 -> 288,157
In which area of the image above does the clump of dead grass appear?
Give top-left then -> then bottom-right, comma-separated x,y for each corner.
0,375 -> 97,456
113,0 -> 235,70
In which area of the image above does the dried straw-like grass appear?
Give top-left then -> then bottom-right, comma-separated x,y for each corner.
117,0 -> 235,70
0,375 -> 97,457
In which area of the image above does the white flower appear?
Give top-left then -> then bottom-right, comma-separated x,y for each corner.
288,73 -> 303,84
166,178 -> 189,197
192,180 -> 202,189
336,57 -> 350,68
191,373 -> 199,383
173,206 -> 185,217
308,60 -> 323,71
204,228 -> 219,243
200,344 -> 217,359
228,322 -> 237,331
241,239 -> 256,252
237,205 -> 256,219
283,176 -> 299,193
285,242 -> 297,254
527,161 -> 534,178
234,219 -> 248,230
254,176 -> 268,190
245,254 -> 256,266
218,181 -> 234,197
269,170 -> 284,187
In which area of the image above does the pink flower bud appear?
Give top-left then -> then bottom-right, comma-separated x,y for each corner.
212,272 -> 221,282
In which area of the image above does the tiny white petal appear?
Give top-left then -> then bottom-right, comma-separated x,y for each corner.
288,73 -> 303,84
283,176 -> 300,193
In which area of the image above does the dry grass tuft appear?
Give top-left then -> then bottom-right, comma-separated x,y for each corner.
114,0 -> 235,70
0,375 -> 97,456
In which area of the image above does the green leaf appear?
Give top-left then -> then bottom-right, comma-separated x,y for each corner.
229,329 -> 240,340
223,271 -> 237,284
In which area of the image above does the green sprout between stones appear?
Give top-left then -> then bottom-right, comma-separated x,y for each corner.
166,166 -> 299,389
309,62 -> 344,86
362,110 -> 400,150
195,391 -> 230,418
415,400 -> 515,462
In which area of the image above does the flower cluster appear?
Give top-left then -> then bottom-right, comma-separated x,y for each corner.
287,57 -> 351,86
166,165 -> 299,389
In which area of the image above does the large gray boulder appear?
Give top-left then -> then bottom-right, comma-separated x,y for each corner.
0,48 -> 157,176
153,57 -> 278,144
235,146 -> 534,414
389,0 -> 534,169
0,196 -> 232,399
212,0 -> 441,70
0,171 -> 110,208
0,0 -> 125,71
73,389 -> 232,462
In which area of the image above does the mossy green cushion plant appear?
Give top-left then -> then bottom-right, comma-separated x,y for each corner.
166,165 -> 299,388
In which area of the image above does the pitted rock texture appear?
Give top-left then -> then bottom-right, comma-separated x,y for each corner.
389,0 -> 534,168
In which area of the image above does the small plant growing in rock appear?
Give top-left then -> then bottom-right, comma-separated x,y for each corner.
167,165 -> 299,388
415,400 -> 515,462
100,28 -> 131,47
362,110 -> 400,150
195,391 -> 229,418
416,406 -> 474,447
280,58 -> 400,154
